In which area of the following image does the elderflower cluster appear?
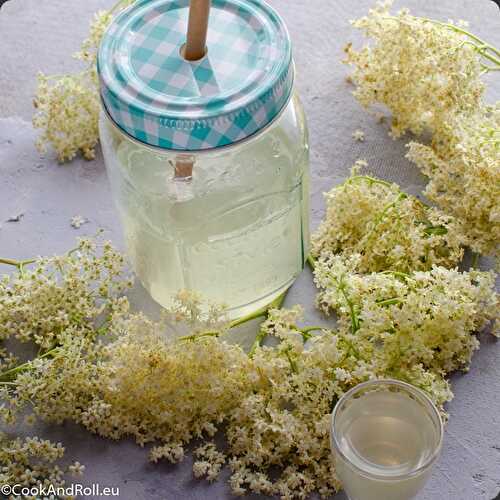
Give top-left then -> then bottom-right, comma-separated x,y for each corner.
0,237 -> 131,351
82,309 -> 253,454
0,223 -> 496,500
6,332 -> 107,426
33,0 -> 134,162
193,443 -> 226,482
314,254 -> 498,373
4,278 -> 495,498
219,305 -> 454,498
0,297 -> 451,499
33,72 -> 100,161
344,1 -> 485,137
344,2 -> 499,259
407,105 -> 500,258
0,433 -> 83,493
74,10 -> 120,71
311,169 -> 465,273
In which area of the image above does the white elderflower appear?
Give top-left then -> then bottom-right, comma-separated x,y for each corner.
68,461 -> 86,477
70,215 -> 88,229
0,237 -> 132,350
311,169 -> 465,273
313,254 -> 498,374
353,159 -> 368,170
352,129 -> 365,142
0,233 -> 496,499
33,0 -> 134,162
407,105 -> 500,259
33,71 -> 100,162
344,1 -> 491,137
0,434 -> 77,491
193,443 -> 226,481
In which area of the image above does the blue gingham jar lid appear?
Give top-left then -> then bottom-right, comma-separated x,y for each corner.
97,0 -> 293,151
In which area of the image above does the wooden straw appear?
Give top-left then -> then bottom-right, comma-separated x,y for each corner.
174,155 -> 195,180
173,1 -> 210,183
184,0 -> 211,61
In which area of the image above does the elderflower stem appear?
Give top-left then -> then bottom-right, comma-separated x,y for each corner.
376,297 -> 402,306
381,270 -> 411,280
0,257 -> 36,268
300,326 -> 325,334
179,331 -> 220,342
480,63 -> 500,72
0,240 -> 84,271
298,326 -> 326,341
347,175 -> 392,188
374,193 -> 407,225
430,20 -> 500,60
249,329 -> 267,358
181,291 -> 289,346
249,325 -> 325,357
307,254 -> 316,271
229,311 -> 266,329
339,284 -> 360,334
356,192 -> 407,256
384,15 -> 500,69
0,348 -> 59,383
471,252 -> 480,269
284,347 -> 298,373
230,289 -> 288,329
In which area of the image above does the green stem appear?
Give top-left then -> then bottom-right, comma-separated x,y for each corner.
376,297 -> 402,306
298,326 -> 326,341
307,254 -> 316,271
300,326 -> 325,334
431,21 -> 500,58
181,290 -> 289,349
267,289 -> 288,311
347,175 -> 392,188
229,311 -> 266,329
230,290 -> 288,329
381,270 -> 411,280
0,258 -> 36,268
0,348 -> 59,383
179,331 -> 220,342
481,63 -> 500,72
385,15 -> 500,69
249,329 -> 268,358
359,192 -> 407,251
339,284 -> 360,334
375,193 -> 407,225
423,225 -> 448,236
344,338 -> 360,358
284,348 -> 298,374
1,241 -> 82,272
471,252 -> 480,269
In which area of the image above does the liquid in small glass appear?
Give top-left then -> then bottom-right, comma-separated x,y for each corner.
330,379 -> 443,500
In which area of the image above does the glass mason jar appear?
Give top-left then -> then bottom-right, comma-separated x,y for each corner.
98,0 -> 310,318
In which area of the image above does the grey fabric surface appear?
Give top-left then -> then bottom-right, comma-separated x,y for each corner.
1,0 -> 499,499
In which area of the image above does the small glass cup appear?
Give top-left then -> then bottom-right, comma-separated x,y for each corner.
330,379 -> 443,500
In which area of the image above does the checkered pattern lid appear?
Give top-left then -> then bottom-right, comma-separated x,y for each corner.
97,0 -> 293,151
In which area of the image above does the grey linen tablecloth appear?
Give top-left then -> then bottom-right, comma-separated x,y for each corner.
0,0 -> 499,498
